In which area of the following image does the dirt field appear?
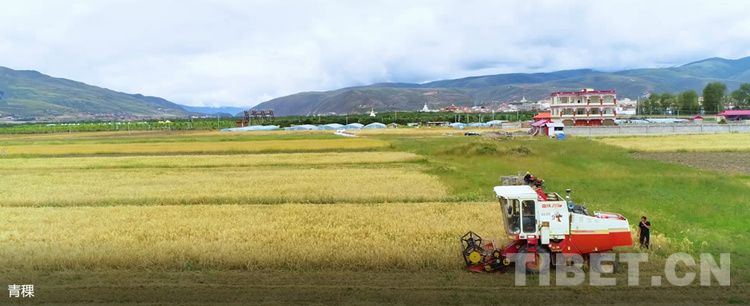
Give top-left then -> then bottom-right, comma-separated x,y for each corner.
1,270 -> 746,305
632,152 -> 750,175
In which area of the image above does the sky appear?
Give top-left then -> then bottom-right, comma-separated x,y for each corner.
1,0 -> 749,108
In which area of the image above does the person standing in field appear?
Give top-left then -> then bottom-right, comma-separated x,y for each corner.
638,216 -> 651,249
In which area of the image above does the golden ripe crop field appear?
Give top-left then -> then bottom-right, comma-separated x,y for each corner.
596,133 -> 750,152
0,166 -> 447,207
0,129 -> 331,141
0,203 -> 503,271
5,138 -> 388,156
0,152 -> 422,170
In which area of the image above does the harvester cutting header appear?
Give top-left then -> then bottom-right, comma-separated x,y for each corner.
462,174 -> 633,274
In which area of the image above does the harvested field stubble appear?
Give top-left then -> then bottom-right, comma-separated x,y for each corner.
632,151 -> 750,175
0,203 -> 503,270
0,167 -> 447,206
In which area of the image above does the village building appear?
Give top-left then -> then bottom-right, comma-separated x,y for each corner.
550,88 -> 617,126
716,109 -> 750,121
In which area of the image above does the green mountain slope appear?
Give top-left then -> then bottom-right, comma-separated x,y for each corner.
254,56 -> 750,116
0,67 -> 189,119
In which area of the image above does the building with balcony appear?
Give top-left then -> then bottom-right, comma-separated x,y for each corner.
550,88 -> 617,126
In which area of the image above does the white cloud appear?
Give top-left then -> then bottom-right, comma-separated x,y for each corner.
0,0 -> 748,107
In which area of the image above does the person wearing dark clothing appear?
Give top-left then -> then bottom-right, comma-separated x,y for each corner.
638,216 -> 651,249
523,172 -> 533,184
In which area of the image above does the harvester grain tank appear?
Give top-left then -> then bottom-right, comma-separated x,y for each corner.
461,186 -> 632,273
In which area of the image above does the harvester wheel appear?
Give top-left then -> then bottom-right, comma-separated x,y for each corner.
518,245 -> 550,274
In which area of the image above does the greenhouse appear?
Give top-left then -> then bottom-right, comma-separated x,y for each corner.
316,123 -> 345,130
221,125 -> 280,132
449,123 -> 467,129
363,122 -> 387,129
486,120 -> 508,125
468,122 -> 490,127
284,125 -> 318,131
343,123 -> 364,129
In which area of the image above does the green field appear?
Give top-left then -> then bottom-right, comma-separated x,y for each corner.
0,129 -> 747,304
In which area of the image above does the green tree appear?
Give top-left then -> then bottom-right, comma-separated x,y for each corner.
677,90 -> 700,114
702,82 -> 727,113
643,94 -> 660,114
659,92 -> 675,114
730,83 -> 750,109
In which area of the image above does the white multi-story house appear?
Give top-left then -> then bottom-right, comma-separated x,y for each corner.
549,88 -> 617,126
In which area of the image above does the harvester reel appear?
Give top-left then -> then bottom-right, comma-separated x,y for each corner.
460,231 -> 484,267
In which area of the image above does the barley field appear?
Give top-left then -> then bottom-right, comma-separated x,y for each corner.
0,151 -> 422,170
5,138 -> 388,156
0,129 -> 330,141
0,166 -> 446,206
1,129 -> 746,305
596,133 -> 750,152
0,203 -> 502,271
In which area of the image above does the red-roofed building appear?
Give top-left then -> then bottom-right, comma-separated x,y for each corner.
532,112 -> 551,122
716,110 -> 750,121
443,104 -> 459,112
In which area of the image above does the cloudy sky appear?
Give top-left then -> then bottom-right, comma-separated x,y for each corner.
1,0 -> 748,107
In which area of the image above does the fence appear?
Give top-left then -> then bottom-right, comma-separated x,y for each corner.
564,123 -> 750,136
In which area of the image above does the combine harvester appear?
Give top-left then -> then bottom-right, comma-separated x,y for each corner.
461,178 -> 632,274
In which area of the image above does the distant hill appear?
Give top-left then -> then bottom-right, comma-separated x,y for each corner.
254,56 -> 750,116
0,67 -> 189,119
179,105 -> 245,117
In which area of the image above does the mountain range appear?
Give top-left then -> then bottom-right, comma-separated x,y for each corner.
254,56 -> 750,116
2,56 -> 750,119
0,67 -> 189,120
178,105 -> 246,117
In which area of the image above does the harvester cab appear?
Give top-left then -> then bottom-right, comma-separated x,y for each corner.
461,185 -> 633,274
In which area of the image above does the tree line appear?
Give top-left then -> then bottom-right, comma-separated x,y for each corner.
0,111 -> 538,134
640,82 -> 750,115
